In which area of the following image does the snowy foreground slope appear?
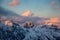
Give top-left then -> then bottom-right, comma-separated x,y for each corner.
0,23 -> 60,40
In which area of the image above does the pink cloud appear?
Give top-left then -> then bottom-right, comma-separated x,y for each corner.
56,8 -> 60,10
49,2 -> 56,6
8,0 -> 20,6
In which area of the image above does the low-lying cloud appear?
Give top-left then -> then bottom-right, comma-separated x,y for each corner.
44,17 -> 60,27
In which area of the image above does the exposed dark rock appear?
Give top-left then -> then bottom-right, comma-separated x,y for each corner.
24,22 -> 34,28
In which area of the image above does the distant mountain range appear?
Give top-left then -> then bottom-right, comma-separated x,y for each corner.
0,7 -> 19,17
0,7 -> 60,27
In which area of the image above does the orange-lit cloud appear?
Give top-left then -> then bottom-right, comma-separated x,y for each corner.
8,0 -> 20,6
21,10 -> 33,17
37,17 -> 60,27
45,17 -> 60,27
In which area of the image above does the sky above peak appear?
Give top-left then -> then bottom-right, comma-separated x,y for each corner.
0,0 -> 60,18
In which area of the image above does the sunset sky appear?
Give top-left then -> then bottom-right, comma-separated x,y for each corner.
0,0 -> 60,17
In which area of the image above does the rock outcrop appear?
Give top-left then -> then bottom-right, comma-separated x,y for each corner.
24,21 -> 34,28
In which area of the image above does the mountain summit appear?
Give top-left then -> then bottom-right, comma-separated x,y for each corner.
21,10 -> 33,17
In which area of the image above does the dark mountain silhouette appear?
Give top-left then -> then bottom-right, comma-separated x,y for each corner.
0,7 -> 19,17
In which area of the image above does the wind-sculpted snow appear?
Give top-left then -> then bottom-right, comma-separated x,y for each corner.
0,23 -> 60,40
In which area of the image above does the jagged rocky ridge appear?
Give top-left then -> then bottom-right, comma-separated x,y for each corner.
0,22 -> 60,40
